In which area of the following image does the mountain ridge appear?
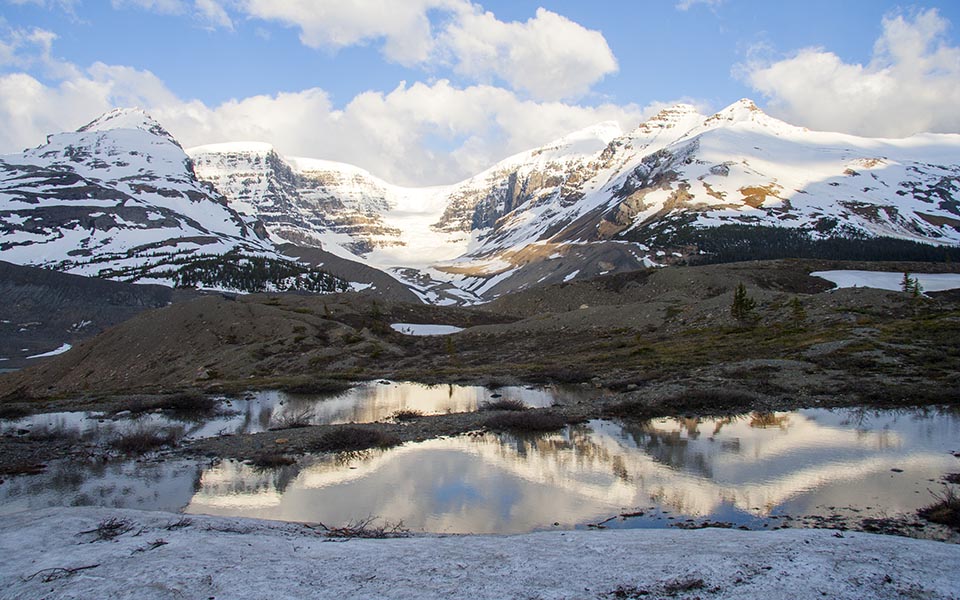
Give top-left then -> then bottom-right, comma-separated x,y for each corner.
2,99 -> 959,304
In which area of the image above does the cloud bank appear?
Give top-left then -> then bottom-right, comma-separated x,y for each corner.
740,9 -> 960,137
0,23 -> 646,186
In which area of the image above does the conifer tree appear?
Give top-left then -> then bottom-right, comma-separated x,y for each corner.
731,283 -> 756,322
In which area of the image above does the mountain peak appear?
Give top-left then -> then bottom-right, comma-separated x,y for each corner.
77,107 -> 179,146
704,98 -> 775,127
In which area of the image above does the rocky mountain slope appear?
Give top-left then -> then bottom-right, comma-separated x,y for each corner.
0,109 -> 346,294
2,102 -> 958,305
188,100 -> 960,302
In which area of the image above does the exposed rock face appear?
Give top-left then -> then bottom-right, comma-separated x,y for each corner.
0,109 -> 275,284
5,101 -> 959,305
189,146 -> 402,255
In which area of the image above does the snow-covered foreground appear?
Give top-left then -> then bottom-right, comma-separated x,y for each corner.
812,270 -> 960,292
1,507 -> 957,600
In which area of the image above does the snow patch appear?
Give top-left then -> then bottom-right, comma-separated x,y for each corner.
25,343 -> 72,359
390,323 -> 464,336
812,270 -> 960,292
1,507 -> 958,600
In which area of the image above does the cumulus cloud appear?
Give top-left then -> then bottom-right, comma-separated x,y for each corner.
0,31 -> 648,185
739,9 -> 960,137
229,1 -> 618,100
239,0 -> 459,66
442,7 -> 618,101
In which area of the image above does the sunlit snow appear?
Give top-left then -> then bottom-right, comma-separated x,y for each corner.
812,270 -> 960,292
390,323 -> 464,336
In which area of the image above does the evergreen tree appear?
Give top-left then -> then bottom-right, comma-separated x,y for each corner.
900,272 -> 913,293
731,283 -> 756,322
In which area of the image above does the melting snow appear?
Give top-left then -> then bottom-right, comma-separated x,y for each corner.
0,507 -> 958,600
25,343 -> 72,359
812,270 -> 960,292
390,323 -> 464,336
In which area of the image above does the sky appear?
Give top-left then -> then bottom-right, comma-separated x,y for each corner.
1,0 -> 959,186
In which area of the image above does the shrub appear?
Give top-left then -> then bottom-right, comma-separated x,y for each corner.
110,427 -> 181,454
483,411 -> 566,432
480,398 -> 526,411
270,408 -> 316,430
310,427 -> 401,453
392,409 -> 424,421
281,379 -> 353,395
918,486 -> 960,530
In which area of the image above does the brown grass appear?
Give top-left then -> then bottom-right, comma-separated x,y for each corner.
483,411 -> 566,432
480,398 -> 526,411
392,409 -> 424,421
310,427 -> 401,453
918,486 -> 960,530
110,427 -> 181,454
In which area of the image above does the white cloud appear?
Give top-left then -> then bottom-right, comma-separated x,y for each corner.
740,9 -> 960,137
0,25 -> 81,79
234,1 -> 616,100
675,0 -> 723,11
0,53 -> 649,185
442,7 -> 618,101
239,0 -> 459,66
194,0 -> 232,30
154,80 -> 647,185
110,0 -> 186,14
111,0 -> 233,29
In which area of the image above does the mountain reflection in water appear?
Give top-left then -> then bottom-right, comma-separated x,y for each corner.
184,408 -> 959,533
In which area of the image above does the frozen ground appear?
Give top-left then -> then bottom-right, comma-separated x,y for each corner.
1,507 -> 958,599
812,270 -> 960,292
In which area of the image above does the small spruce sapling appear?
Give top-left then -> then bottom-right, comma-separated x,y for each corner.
900,272 -> 912,293
731,283 -> 756,322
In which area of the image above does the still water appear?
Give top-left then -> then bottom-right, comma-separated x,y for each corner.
2,407 -> 957,534
0,381 -> 579,442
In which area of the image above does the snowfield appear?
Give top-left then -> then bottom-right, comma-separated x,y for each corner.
812,270 -> 960,292
25,343 -> 72,359
0,507 -> 957,599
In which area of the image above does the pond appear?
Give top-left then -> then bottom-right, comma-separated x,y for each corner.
0,380 -> 586,442
2,407 -> 958,535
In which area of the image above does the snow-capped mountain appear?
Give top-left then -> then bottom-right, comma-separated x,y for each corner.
4,101 -> 958,303
0,109 -> 346,293
188,99 -> 960,302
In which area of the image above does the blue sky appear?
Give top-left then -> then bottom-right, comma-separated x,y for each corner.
2,1 -> 959,184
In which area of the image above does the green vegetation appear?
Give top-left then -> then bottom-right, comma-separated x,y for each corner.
664,224 -> 960,264
173,251 -> 348,293
730,283 -> 756,322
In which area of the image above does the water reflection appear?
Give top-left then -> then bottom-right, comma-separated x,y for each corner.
0,381 -> 584,442
2,407 -> 957,534
184,408 -> 959,533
